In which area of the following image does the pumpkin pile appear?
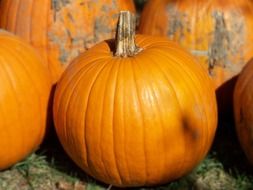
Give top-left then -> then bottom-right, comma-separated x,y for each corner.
1,0 -> 253,188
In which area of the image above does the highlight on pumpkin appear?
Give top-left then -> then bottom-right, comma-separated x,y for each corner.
53,11 -> 217,187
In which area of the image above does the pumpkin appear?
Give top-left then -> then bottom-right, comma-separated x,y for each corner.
139,0 -> 253,89
234,58 -> 253,164
53,11 -> 217,187
0,0 -> 135,84
0,30 -> 51,170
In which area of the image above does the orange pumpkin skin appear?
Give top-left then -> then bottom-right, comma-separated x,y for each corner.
0,0 -> 135,84
53,35 -> 217,187
139,0 -> 253,89
234,59 -> 253,164
0,31 -> 51,170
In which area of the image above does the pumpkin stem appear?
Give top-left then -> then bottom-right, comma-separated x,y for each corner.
115,11 -> 142,57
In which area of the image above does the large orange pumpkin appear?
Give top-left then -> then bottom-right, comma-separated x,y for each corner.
234,58 -> 253,164
53,11 -> 217,187
0,30 -> 51,170
139,0 -> 253,89
0,0 -> 135,83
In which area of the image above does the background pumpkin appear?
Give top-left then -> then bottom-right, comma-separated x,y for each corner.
0,0 -> 135,84
138,0 -> 253,116
234,58 -> 253,165
0,30 -> 51,170
53,11 -> 217,187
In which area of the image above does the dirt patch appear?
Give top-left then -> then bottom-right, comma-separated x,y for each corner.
48,0 -> 121,65
166,4 -> 189,41
208,10 -> 245,75
52,0 -> 71,12
166,6 -> 246,75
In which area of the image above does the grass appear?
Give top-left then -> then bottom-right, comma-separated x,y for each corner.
0,118 -> 253,190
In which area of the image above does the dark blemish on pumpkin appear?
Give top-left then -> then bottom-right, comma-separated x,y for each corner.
182,119 -> 200,141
